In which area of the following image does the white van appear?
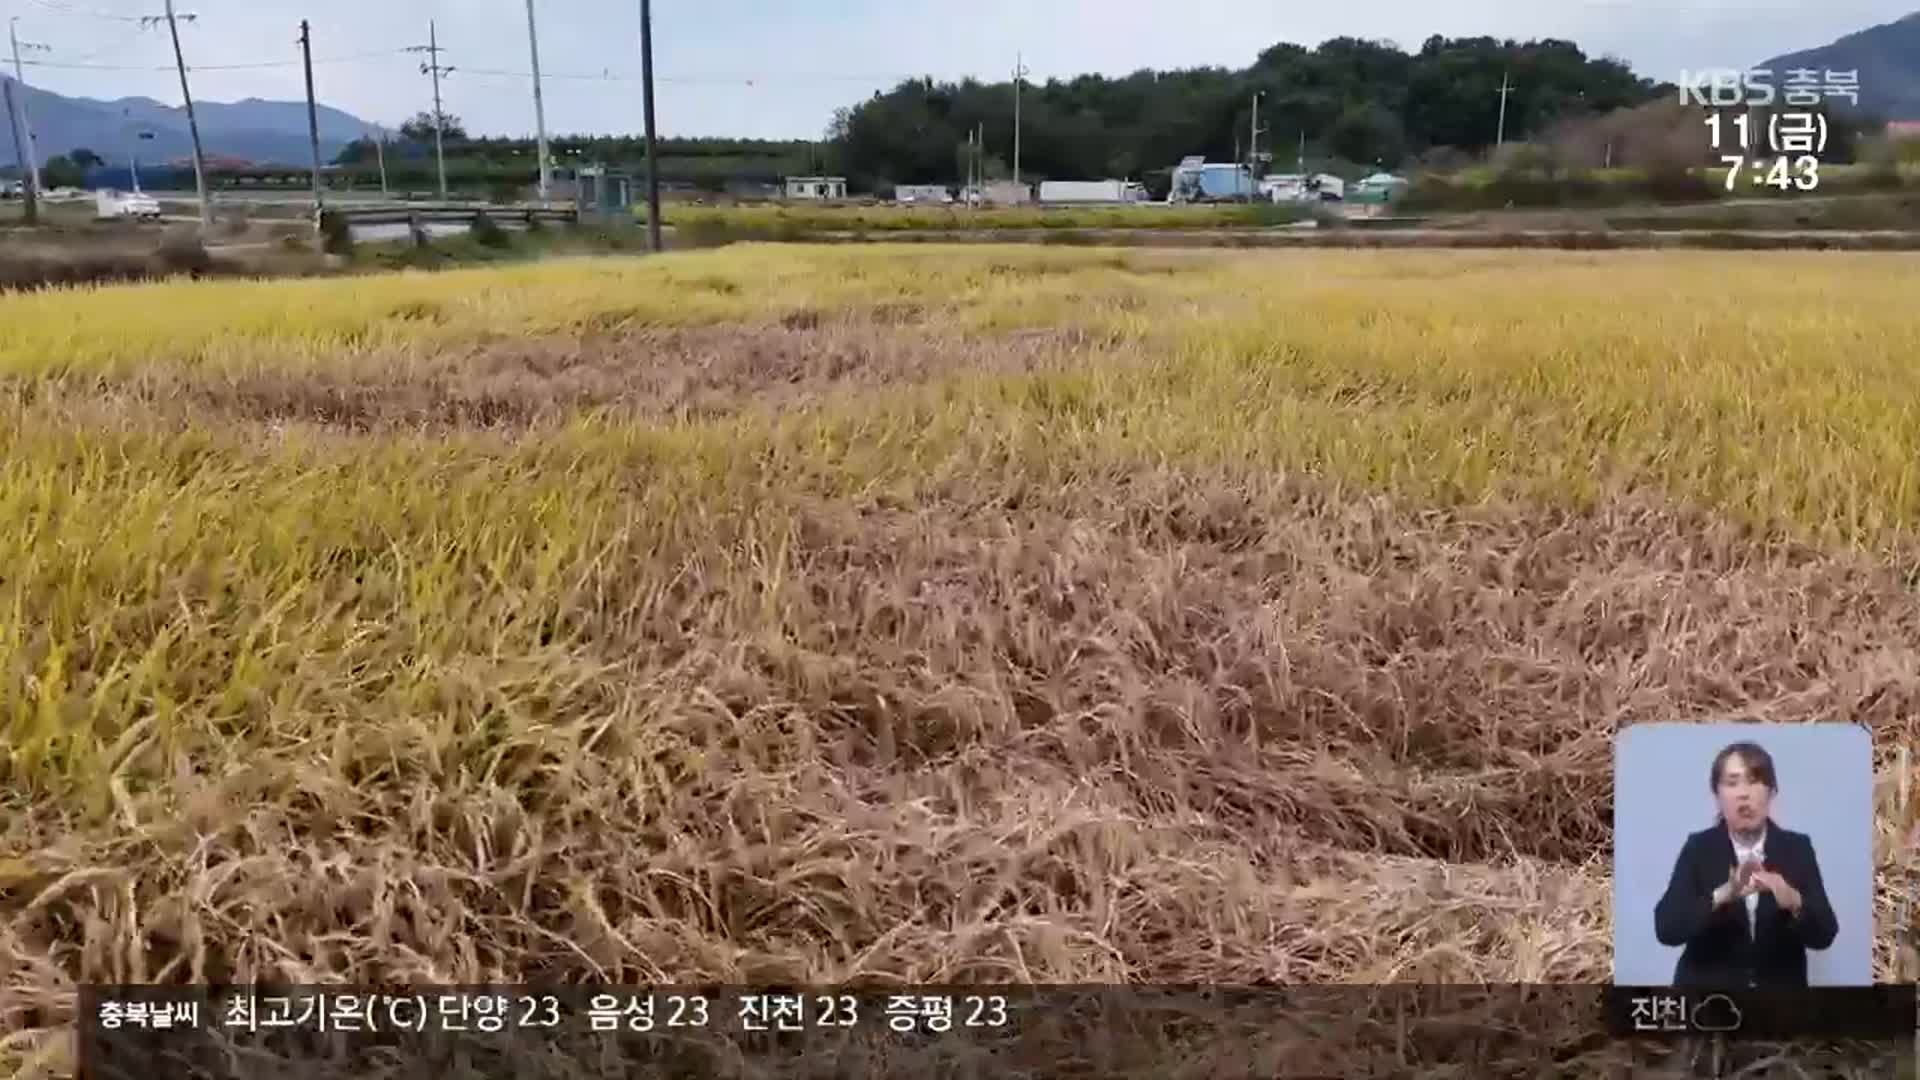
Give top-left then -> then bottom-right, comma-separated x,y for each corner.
96,188 -> 163,221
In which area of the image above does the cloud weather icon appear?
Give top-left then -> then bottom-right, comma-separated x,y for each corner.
1689,993 -> 1744,1032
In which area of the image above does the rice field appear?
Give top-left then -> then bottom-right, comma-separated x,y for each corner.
5,245 -> 1920,1076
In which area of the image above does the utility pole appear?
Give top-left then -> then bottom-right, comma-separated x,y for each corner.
299,20 -> 324,214
122,107 -> 153,195
638,0 -> 661,251
406,23 -> 453,202
5,78 -> 34,224
1248,90 -> 1266,203
1297,129 -> 1305,174
9,20 -> 48,198
373,130 -> 389,197
524,0 -> 551,205
970,126 -> 978,207
145,4 -> 211,229
131,130 -> 153,193
980,122 -> 989,204
964,126 -> 973,206
1012,52 -> 1027,188
1496,70 -> 1513,148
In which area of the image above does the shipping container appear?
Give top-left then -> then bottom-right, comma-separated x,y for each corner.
1037,179 -> 1148,205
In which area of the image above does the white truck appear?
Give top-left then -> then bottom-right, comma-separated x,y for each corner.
894,184 -> 953,204
960,180 -> 1033,206
1310,174 -> 1346,202
1037,179 -> 1148,205
1261,173 -> 1346,204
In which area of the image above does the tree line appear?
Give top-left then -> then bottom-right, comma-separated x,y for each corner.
332,113 -> 823,188
322,38 -> 1663,196
318,36 -> 1916,201
828,35 -> 1664,193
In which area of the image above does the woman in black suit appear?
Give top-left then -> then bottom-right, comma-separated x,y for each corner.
1653,741 -> 1839,987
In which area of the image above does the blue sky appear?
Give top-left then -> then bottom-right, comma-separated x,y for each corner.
9,0 -> 1917,138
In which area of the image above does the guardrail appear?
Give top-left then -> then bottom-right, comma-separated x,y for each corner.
319,205 -> 581,228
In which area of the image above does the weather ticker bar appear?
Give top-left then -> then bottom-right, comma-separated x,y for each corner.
1605,985 -> 1913,1040
79,984 -> 1916,1080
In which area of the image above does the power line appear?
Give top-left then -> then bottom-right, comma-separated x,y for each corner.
27,0 -> 158,24
198,49 -> 409,71
456,65 -> 970,85
60,22 -> 150,61
19,48 -> 408,71
14,41 -> 996,86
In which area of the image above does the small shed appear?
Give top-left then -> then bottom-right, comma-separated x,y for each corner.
785,176 -> 847,200
575,165 -> 634,215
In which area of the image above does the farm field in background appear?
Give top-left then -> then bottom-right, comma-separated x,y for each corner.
5,245 -> 1920,1075
637,202 -> 1316,232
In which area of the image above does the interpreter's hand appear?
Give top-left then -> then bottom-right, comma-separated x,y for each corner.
1714,858 -> 1764,906
1751,868 -> 1803,914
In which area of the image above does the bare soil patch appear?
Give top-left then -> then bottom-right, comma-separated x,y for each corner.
92,321 -> 1111,431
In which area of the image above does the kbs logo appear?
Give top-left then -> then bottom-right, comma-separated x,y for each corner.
1678,69 -> 1775,106
1677,68 -> 1860,107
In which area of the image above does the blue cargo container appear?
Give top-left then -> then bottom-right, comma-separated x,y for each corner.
1168,159 -> 1253,202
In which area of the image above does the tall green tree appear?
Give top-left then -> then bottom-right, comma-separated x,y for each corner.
42,154 -> 83,189
399,111 -> 466,142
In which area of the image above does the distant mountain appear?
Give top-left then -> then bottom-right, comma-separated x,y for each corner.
1,81 -> 389,166
1758,11 -> 1920,121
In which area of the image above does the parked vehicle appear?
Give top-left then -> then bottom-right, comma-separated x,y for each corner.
894,184 -> 953,204
1167,158 -> 1255,203
1260,172 -> 1346,203
1259,174 -> 1306,202
958,180 -> 1032,206
95,188 -> 163,221
1037,179 -> 1149,205
1350,172 -> 1407,203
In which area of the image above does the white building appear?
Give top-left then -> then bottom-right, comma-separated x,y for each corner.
785,176 -> 848,200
